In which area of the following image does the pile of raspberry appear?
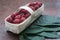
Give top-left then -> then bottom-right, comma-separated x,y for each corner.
7,9 -> 31,24
29,2 -> 42,11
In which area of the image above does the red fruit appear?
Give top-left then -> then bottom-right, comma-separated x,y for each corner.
36,2 -> 42,7
29,6 -> 35,11
20,17 -> 25,21
20,9 -> 28,14
13,19 -> 21,24
29,2 -> 35,6
35,5 -> 39,10
11,14 -> 15,19
20,13 -> 25,17
15,15 -> 21,19
6,17 -> 13,23
25,13 -> 31,18
33,2 -> 37,5
14,12 -> 19,16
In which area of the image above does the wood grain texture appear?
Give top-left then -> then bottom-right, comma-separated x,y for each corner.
0,0 -> 60,40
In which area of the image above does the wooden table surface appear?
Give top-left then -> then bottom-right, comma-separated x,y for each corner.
0,0 -> 60,40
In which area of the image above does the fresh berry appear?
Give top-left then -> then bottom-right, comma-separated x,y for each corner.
29,2 -> 42,11
6,17 -> 13,23
25,13 -> 31,18
14,12 -> 19,16
35,5 -> 39,10
11,14 -> 15,19
15,15 -> 21,19
20,17 -> 25,21
20,13 -> 25,17
36,2 -> 42,7
29,2 -> 35,6
13,19 -> 21,24
20,9 -> 28,14
29,6 -> 35,11
33,2 -> 37,5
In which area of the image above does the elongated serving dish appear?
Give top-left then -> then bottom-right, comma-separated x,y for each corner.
5,2 -> 44,34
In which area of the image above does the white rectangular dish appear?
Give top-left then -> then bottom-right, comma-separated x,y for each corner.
5,3 -> 44,34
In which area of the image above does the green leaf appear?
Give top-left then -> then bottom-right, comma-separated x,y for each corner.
44,27 -> 60,31
19,33 -> 30,40
30,36 -> 45,40
38,32 -> 60,38
19,35 -> 25,40
25,25 -> 45,34
34,15 -> 60,26
36,24 -> 60,28
20,15 -> 60,40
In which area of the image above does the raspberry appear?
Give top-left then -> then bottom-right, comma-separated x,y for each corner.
15,15 -> 21,19
11,14 -> 15,19
6,17 -> 13,23
14,12 -> 19,16
20,13 -> 25,17
33,2 -> 37,5
20,17 -> 25,21
29,2 -> 42,11
13,19 -> 21,24
29,2 -> 35,6
25,13 -> 31,18
36,2 -> 42,7
29,6 -> 35,11
20,9 -> 28,14
35,5 -> 39,10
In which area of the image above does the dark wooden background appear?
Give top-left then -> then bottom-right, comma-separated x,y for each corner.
0,0 -> 60,40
